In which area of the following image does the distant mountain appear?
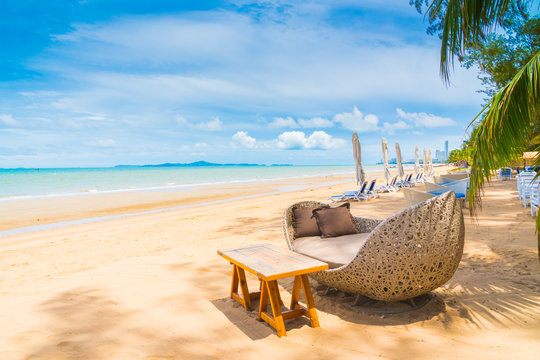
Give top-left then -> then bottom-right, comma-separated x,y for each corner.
115,161 -> 292,168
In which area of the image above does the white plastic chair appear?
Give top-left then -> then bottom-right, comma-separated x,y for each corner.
518,172 -> 536,202
521,178 -> 540,207
530,182 -> 540,216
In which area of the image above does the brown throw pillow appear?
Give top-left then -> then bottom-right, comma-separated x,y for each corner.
293,206 -> 329,237
312,203 -> 359,238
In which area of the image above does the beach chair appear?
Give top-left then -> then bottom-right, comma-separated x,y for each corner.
328,182 -> 367,202
499,168 -> 512,180
407,173 -> 416,187
425,178 -> 468,198
366,179 -> 378,199
521,178 -> 540,207
517,172 -> 536,201
342,185 -> 369,201
395,174 -> 410,188
440,172 -> 469,181
530,182 -> 540,216
378,176 -> 399,192
376,176 -> 396,193
520,175 -> 538,207
389,175 -> 400,192
284,192 -> 464,302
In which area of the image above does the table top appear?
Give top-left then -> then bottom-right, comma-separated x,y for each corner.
218,243 -> 328,281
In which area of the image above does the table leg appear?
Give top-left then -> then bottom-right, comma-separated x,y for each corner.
257,280 -> 268,321
230,264 -> 252,311
266,280 -> 286,337
230,264 -> 238,298
300,274 -> 320,328
290,275 -> 302,310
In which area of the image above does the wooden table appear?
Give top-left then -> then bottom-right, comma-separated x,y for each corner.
218,243 -> 328,337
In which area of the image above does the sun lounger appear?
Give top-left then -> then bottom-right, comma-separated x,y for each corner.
396,173 -> 413,188
413,173 -> 424,184
425,178 -> 468,199
328,182 -> 368,202
366,179 -> 378,199
377,176 -> 398,193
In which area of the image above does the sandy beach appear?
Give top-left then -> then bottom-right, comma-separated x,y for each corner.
1,167 -> 539,359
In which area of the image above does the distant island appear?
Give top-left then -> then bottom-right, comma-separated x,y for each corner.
115,161 -> 293,168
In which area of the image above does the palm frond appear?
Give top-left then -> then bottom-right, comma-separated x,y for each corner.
429,0 -> 513,82
468,50 -> 540,254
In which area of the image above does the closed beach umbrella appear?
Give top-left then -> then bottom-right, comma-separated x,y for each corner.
382,138 -> 391,185
428,149 -> 433,174
352,132 -> 365,187
414,145 -> 420,175
423,148 -> 428,173
395,142 -> 404,181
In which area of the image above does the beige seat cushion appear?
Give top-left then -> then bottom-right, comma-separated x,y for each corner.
292,233 -> 370,269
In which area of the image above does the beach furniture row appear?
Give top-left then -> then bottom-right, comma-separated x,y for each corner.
329,173 -> 432,202
517,171 -> 540,216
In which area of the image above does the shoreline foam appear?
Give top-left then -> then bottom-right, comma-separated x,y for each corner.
0,179 -> 353,238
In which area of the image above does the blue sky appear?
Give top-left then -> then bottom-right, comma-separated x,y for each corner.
0,0 -> 484,167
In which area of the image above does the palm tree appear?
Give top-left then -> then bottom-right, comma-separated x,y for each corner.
428,0 -> 540,258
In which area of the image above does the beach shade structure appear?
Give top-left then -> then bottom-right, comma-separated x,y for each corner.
423,148 -> 428,173
523,151 -> 539,168
352,132 -> 365,187
414,146 -> 420,175
395,142 -> 404,181
382,138 -> 391,185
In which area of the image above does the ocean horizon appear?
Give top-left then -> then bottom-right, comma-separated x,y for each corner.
0,164 -> 415,201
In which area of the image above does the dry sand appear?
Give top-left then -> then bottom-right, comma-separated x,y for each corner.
1,168 -> 539,359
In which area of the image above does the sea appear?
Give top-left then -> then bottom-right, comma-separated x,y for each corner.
0,164 -> 416,201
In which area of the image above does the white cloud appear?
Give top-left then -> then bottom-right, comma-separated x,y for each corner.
175,115 -> 188,126
277,131 -> 307,149
84,138 -> 117,148
396,108 -> 456,128
194,142 -> 209,149
0,114 -> 20,127
191,116 -> 223,131
270,116 -> 334,129
276,131 -> 345,150
381,120 -> 411,134
232,131 -> 257,148
98,139 -> 117,147
177,115 -> 223,131
269,117 -> 299,128
333,106 -> 380,132
0,3 -> 484,167
298,117 -> 334,128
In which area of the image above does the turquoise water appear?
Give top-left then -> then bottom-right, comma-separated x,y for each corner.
0,164 -> 420,200
0,165 -> 382,200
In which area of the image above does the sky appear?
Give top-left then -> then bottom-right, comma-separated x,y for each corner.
0,0 -> 485,168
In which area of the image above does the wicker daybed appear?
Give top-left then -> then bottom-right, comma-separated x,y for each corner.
283,192 -> 465,302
